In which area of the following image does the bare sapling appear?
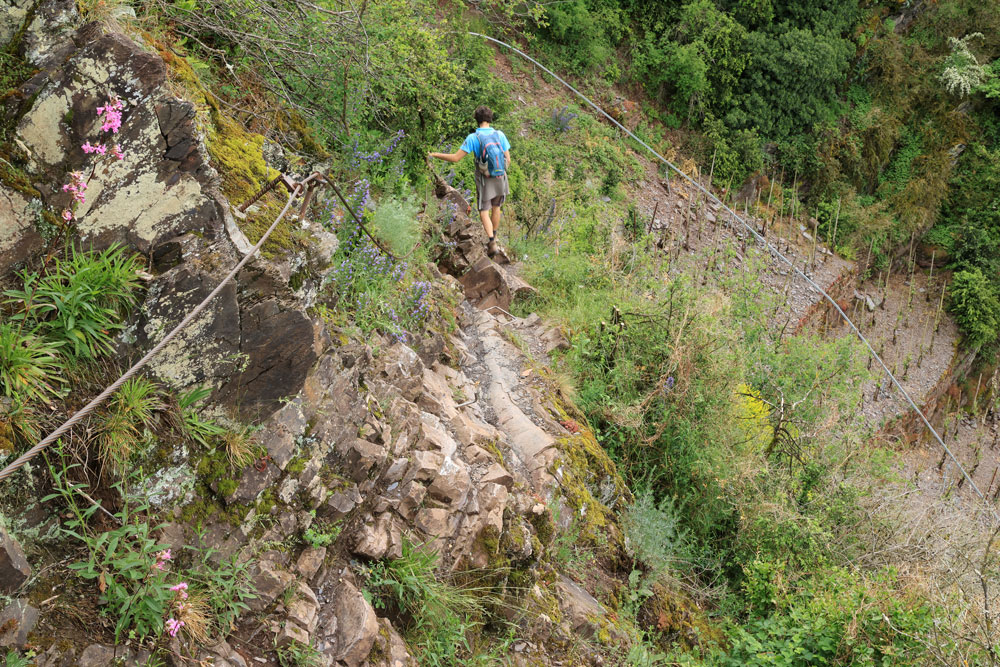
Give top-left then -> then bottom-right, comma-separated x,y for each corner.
927,251 -> 936,302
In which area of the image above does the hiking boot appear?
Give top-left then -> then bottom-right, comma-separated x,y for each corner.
487,239 -> 499,256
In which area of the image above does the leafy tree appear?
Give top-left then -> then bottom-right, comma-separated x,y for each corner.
632,32 -> 710,116
534,0 -> 627,75
732,26 -> 853,140
949,268 -> 1000,348
675,0 -> 750,110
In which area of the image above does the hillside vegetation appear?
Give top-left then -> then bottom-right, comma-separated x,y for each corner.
2,0 -> 1000,664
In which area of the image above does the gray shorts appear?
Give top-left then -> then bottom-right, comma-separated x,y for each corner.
475,171 -> 510,211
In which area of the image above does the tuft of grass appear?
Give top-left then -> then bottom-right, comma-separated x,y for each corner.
96,377 -> 161,472
363,540 -> 486,667
0,322 -> 63,403
4,244 -> 142,360
221,428 -> 257,469
179,589 -> 212,644
176,386 -> 226,447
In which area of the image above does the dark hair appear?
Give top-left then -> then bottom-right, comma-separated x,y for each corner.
474,106 -> 494,125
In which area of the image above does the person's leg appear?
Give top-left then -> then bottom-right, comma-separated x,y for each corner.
490,206 -> 501,235
479,209 -> 494,238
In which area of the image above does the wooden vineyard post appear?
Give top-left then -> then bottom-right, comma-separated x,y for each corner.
647,199 -> 659,235
788,172 -> 798,254
684,193 -> 692,250
810,218 -> 818,272
830,197 -> 841,254
882,259 -> 891,309
864,238 -> 875,282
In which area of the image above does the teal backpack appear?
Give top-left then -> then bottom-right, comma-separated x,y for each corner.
474,128 -> 506,178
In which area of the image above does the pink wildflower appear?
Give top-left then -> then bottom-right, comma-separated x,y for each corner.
81,141 -> 107,155
61,209 -> 73,222
152,548 -> 172,571
165,618 -> 184,637
96,97 -> 124,134
170,581 -> 189,600
61,171 -> 87,204
111,144 -> 124,160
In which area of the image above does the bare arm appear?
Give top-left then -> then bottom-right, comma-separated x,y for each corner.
428,149 -> 467,163
504,150 -> 511,169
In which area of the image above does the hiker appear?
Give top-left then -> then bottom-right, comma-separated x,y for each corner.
428,105 -> 511,257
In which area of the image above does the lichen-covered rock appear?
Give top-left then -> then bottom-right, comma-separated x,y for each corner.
295,546 -> 326,581
369,618 -> 417,667
14,24 -> 224,255
554,576 -> 607,640
0,598 -> 37,648
286,582 -> 320,633
0,0 -> 31,47
249,560 -> 295,613
258,397 -> 307,470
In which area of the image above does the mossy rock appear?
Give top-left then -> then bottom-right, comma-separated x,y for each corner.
206,113 -> 280,202
239,192 -> 310,259
639,581 -> 723,652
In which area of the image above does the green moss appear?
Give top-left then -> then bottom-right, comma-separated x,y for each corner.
285,454 -> 308,475
195,449 -> 241,500
216,478 -> 239,497
206,113 -> 278,201
529,508 -> 555,547
507,566 -> 534,592
276,109 -> 329,158
0,149 -> 40,198
239,192 -> 307,258
179,495 -> 217,528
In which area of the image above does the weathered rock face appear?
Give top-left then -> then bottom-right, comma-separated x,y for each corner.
0,0 -> 32,46
0,598 -> 38,649
314,569 -> 380,667
0,527 -> 30,593
0,187 -> 40,271
10,23 -> 223,259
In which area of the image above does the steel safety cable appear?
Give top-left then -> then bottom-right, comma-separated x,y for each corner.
0,175 -> 317,483
470,32 -> 998,522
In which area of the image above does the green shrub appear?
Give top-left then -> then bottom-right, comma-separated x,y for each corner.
624,492 -> 689,579
325,190 -> 434,342
701,567 -> 935,666
43,460 -> 172,643
45,454 -> 255,643
949,268 -> 1000,348
370,195 -> 421,257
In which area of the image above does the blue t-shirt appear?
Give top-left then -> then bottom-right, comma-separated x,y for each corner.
461,127 -> 510,159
